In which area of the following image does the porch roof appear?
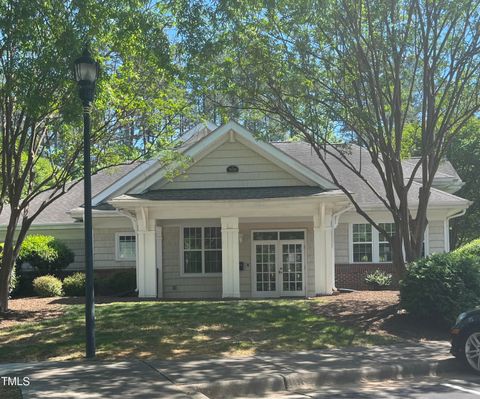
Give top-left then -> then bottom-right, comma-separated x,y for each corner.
115,186 -> 327,201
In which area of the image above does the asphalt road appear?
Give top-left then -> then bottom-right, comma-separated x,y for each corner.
243,373 -> 480,398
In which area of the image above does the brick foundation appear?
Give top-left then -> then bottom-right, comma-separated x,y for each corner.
335,263 -> 401,290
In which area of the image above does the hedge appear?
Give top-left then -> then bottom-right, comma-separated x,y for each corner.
453,238 -> 480,258
400,251 -> 480,325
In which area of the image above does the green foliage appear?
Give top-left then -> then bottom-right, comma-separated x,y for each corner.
365,270 -> 392,290
448,118 -> 480,247
400,252 -> 480,325
0,0 -> 190,310
95,270 -> 136,296
453,238 -> 480,258
63,273 -> 86,297
17,235 -> 74,275
32,275 -> 63,297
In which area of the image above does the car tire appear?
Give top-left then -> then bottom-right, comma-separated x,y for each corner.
458,330 -> 480,373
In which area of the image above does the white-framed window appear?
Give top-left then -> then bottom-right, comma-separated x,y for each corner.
350,223 -> 428,263
115,233 -> 136,261
182,227 -> 222,275
378,223 -> 395,262
352,224 -> 373,262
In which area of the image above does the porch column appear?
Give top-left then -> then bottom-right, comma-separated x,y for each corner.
221,216 -> 240,298
136,208 -> 157,298
156,226 -> 163,298
313,206 -> 334,295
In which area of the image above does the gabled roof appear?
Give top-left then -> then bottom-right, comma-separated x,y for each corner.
93,121 -> 337,204
0,121 -> 470,226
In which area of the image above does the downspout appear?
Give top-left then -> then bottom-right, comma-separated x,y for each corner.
330,204 -> 354,291
116,209 -> 140,294
444,208 -> 467,252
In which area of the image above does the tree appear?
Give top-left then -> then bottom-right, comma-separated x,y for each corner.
176,0 -> 480,271
0,0 -> 188,311
447,118 -> 480,247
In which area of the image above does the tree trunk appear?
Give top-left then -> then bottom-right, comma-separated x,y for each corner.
0,257 -> 12,312
391,231 -> 406,285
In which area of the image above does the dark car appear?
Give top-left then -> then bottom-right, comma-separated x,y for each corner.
451,308 -> 480,372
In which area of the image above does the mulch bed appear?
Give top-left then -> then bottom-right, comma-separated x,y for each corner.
311,290 -> 450,341
0,296 -> 158,329
0,297 -> 65,329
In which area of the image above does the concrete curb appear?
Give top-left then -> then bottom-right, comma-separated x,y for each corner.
186,358 -> 462,398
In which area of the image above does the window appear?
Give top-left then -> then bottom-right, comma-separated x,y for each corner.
352,224 -> 373,262
378,223 -> 395,262
351,223 -> 429,263
183,227 -> 222,274
253,231 -> 278,240
253,231 -> 305,240
116,233 -> 136,261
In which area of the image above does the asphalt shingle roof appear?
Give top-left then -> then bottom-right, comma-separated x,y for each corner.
272,142 -> 469,207
0,163 -> 140,225
0,135 -> 469,226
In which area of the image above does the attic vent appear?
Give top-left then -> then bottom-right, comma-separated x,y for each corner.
227,165 -> 239,173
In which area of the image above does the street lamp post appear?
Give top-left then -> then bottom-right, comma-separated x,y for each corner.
74,47 -> 99,358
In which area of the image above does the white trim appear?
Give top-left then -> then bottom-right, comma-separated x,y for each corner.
179,226 -> 223,277
348,222 -> 430,263
115,232 -> 137,261
424,225 -> 430,256
156,226 -> 163,298
94,121 -> 338,206
250,229 -> 307,298
349,223 -> 375,263
91,159 -> 158,206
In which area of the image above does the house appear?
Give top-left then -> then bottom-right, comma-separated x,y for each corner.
0,121 -> 470,297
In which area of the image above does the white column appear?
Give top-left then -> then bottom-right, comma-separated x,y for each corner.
136,208 -> 157,298
221,216 -> 240,298
313,205 -> 334,295
156,226 -> 163,298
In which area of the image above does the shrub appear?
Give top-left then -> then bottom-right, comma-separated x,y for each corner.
365,269 -> 392,290
95,270 -> 136,296
453,238 -> 480,258
32,275 -> 63,297
400,252 -> 480,325
17,235 -> 74,275
63,272 -> 86,296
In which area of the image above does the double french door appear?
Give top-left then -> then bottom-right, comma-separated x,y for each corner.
253,240 -> 305,297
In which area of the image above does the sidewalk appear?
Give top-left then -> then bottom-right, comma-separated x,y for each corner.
0,341 -> 463,399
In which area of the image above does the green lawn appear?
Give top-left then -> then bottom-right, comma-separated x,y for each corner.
0,299 -> 395,362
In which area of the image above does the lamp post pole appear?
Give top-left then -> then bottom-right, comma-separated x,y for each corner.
74,47 -> 99,359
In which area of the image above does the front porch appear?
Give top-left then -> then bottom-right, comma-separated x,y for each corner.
110,192 -> 350,299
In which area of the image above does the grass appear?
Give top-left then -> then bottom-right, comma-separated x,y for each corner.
0,299 -> 395,362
